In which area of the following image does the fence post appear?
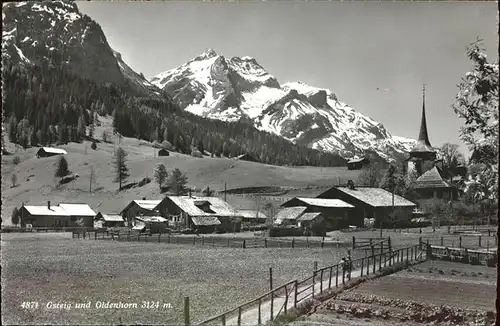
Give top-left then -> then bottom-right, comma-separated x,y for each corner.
258,298 -> 262,324
270,267 -> 274,321
237,307 -> 242,326
95,232 -> 97,240
440,236 -> 443,246
158,233 -> 161,243
352,236 -> 356,249
336,265 -> 339,287
294,280 -> 298,307
479,235 -> 482,247
406,247 -> 409,264
284,284 -> 288,314
221,314 -> 226,326
184,297 -> 190,326
265,238 -> 268,248
388,237 -> 392,252
202,236 -> 204,246
378,253 -> 382,270
320,269 -> 324,294
312,261 -> 318,296
371,245 -> 375,257
227,237 -> 230,247
361,258 -> 364,276
372,255 -> 376,274
328,267 -> 333,289
384,252 -> 387,267
292,238 -> 295,248
193,236 -> 196,245
459,236 -> 462,248
307,237 -> 309,248
243,239 -> 246,249
128,230 -> 130,241
111,232 -> 114,240
419,237 -> 422,250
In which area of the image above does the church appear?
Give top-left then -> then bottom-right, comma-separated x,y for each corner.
403,85 -> 465,201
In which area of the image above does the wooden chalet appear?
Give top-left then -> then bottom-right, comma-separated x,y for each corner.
317,183 -> 416,227
120,199 -> 161,227
281,197 -> 354,231
156,196 -> 241,233
36,147 -> 67,158
19,202 -> 96,228
346,157 -> 370,170
94,213 -> 125,228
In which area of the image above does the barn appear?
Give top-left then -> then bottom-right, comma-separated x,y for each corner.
19,202 -> 96,228
36,147 -> 67,158
120,199 -> 161,227
346,157 -> 370,170
158,149 -> 170,156
317,183 -> 417,228
281,197 -> 354,230
156,196 -> 241,233
94,213 -> 125,228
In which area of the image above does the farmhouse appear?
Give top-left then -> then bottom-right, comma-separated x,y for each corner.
19,202 -> 96,228
237,209 -> 268,225
120,199 -> 161,227
158,149 -> 169,156
156,196 -> 241,233
36,147 -> 67,158
317,184 -> 416,227
133,216 -> 168,234
94,213 -> 125,228
281,197 -> 354,230
347,157 -> 370,170
273,206 -> 327,236
413,166 -> 459,200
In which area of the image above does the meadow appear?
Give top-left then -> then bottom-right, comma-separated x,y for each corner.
1,232 -> 353,325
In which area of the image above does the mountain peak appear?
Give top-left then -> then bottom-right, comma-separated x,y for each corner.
196,48 -> 218,60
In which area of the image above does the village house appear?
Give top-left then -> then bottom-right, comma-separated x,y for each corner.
36,147 -> 67,158
317,183 -> 417,227
133,216 -> 168,234
273,206 -> 308,227
120,199 -> 161,227
237,209 -> 268,225
346,157 -> 370,170
273,206 -> 326,236
281,197 -> 355,230
19,202 -> 96,228
156,196 -> 241,233
94,213 -> 125,228
413,166 -> 459,200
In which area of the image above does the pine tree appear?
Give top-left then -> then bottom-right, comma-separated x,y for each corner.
77,116 -> 86,140
113,147 -> 130,191
166,168 -> 188,196
11,207 -> 20,226
55,156 -> 70,180
154,163 -> 168,191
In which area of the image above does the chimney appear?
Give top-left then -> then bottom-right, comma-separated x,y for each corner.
47,201 -> 51,210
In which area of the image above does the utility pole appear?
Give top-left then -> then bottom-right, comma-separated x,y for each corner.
89,166 -> 94,192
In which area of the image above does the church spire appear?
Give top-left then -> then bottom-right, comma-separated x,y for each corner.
417,84 -> 432,147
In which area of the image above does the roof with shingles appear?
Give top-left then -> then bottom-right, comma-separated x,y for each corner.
38,147 -> 67,155
328,187 -> 416,208
133,200 -> 162,210
237,210 -> 268,220
347,157 -> 368,164
59,203 -> 96,216
415,166 -> 451,189
274,206 -> 308,221
162,196 -> 239,217
297,212 -> 322,221
284,197 -> 354,208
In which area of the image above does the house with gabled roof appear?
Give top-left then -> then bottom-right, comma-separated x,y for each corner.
36,147 -> 67,158
19,201 -> 96,228
347,157 -> 370,170
94,213 -> 125,228
120,199 -> 162,227
317,183 -> 416,227
414,166 -> 458,200
280,197 -> 355,231
156,196 -> 241,233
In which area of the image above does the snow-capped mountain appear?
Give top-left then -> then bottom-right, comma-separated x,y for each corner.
2,0 -> 160,97
150,49 -> 416,161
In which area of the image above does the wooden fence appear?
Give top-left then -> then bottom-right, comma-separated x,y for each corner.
423,234 -> 498,250
72,229 -> 351,249
196,243 -> 424,326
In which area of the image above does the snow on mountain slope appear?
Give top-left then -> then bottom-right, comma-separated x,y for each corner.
150,49 -> 416,161
2,0 -> 161,97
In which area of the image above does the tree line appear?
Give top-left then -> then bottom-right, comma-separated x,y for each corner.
2,61 -> 346,167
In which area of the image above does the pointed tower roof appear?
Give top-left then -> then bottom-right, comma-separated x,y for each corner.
411,84 -> 435,154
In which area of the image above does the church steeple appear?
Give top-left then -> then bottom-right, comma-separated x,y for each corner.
418,84 -> 432,147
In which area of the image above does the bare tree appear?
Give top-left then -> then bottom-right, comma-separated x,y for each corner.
356,163 -> 383,187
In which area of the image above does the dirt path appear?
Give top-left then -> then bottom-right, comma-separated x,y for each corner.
224,251 -> 414,326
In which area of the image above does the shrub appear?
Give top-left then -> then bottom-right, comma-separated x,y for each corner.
12,155 -> 20,165
91,141 -> 97,150
191,149 -> 203,158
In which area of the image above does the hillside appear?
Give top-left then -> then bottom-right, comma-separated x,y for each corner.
1,117 -> 361,226
151,49 -> 417,161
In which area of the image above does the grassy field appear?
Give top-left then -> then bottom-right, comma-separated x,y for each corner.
1,232 -> 354,325
1,117 -> 359,225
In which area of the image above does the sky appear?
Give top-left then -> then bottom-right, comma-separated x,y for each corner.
78,1 -> 498,157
